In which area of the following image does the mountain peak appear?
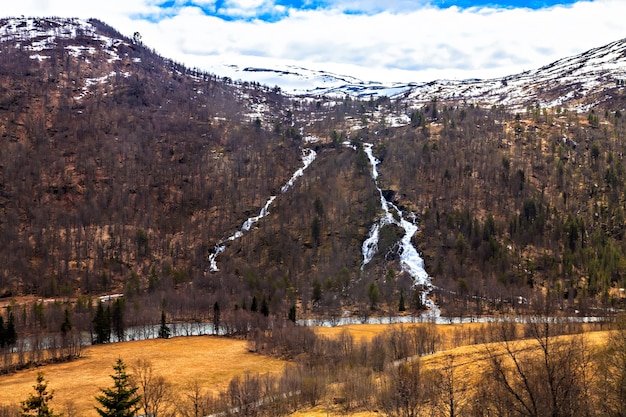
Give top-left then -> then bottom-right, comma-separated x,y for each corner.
2,16 -> 625,112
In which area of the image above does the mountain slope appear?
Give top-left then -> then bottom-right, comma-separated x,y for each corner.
0,17 -> 392,321
402,37 -> 626,111
219,37 -> 626,112
0,17 -> 309,298
2,17 -> 626,326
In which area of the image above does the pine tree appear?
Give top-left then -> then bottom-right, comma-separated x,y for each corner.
93,301 -> 111,344
213,302 -> 220,334
95,359 -> 141,417
111,299 -> 125,342
158,310 -> 170,339
60,308 -> 72,337
21,372 -> 59,417
6,311 -> 17,346
367,281 -> 379,310
260,296 -> 269,317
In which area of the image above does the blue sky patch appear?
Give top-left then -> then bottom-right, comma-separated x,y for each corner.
431,0 -> 588,9
152,0 -> 591,23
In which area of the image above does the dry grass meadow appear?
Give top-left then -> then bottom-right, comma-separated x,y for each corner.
0,336 -> 285,416
0,322 -> 611,417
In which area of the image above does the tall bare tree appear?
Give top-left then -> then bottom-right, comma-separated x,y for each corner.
131,358 -> 173,417
482,318 -> 589,417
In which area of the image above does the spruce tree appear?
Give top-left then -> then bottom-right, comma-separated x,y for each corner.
260,296 -> 269,317
111,299 -> 125,342
6,311 -> 17,346
93,301 -> 111,344
158,310 -> 170,339
213,302 -> 220,334
60,308 -> 72,337
21,372 -> 59,417
95,359 -> 141,417
399,290 -> 406,312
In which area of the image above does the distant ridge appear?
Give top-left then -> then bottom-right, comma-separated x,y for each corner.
207,37 -> 626,111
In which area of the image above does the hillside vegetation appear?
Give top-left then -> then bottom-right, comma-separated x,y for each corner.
1,17 -> 626,368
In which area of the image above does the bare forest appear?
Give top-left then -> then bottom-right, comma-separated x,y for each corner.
1,19 -> 626,410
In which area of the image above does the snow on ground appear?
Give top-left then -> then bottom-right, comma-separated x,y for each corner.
5,16 -> 626,114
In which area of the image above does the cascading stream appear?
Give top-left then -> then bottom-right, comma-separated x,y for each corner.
361,143 -> 438,315
209,148 -> 317,272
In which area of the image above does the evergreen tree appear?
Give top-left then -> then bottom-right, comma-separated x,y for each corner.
158,310 -> 170,339
288,305 -> 297,323
111,299 -> 125,342
95,359 -> 141,417
311,217 -> 321,246
93,301 -> 111,344
260,296 -> 269,317
399,290 -> 406,312
60,308 -> 72,337
213,302 -> 220,334
367,281 -> 380,310
312,280 -> 322,305
250,296 -> 258,313
6,311 -> 17,346
412,288 -> 425,311
21,372 -> 59,417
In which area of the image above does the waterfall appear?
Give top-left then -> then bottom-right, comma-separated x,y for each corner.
361,143 -> 438,315
208,148 -> 317,272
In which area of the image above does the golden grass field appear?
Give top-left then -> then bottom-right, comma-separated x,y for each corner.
294,326 -> 611,417
0,336 -> 285,416
0,322 -> 611,417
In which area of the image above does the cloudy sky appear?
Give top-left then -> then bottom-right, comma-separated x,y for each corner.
2,0 -> 626,82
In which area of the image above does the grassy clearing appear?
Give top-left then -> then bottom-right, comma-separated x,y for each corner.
0,323 -> 610,417
313,321 -> 516,349
0,336 -> 286,416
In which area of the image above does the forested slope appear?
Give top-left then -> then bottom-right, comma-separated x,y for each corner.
1,17 -> 626,338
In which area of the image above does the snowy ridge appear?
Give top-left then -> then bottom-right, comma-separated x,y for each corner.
401,37 -> 626,111
210,37 -> 626,112
0,17 -> 142,102
3,17 -> 626,112
0,17 -> 127,60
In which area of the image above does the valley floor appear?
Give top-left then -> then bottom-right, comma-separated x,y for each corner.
0,322 -> 611,417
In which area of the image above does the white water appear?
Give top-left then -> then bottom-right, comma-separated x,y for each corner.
209,148 -> 317,272
361,143 -> 438,315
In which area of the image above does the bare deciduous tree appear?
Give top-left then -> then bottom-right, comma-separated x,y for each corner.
378,360 -> 430,417
598,313 -> 626,417
428,354 -> 469,417
177,378 -> 214,417
131,358 -> 174,417
482,318 -> 590,417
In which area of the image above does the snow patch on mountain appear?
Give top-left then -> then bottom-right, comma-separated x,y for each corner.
201,38 -> 626,112
3,17 -> 626,113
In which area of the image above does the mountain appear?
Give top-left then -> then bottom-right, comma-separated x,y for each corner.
402,37 -> 626,111
216,37 -> 626,112
1,16 -> 626,327
203,59 -> 419,99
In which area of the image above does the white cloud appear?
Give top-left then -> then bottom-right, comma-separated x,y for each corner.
1,0 -> 626,83
219,0 -> 280,17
